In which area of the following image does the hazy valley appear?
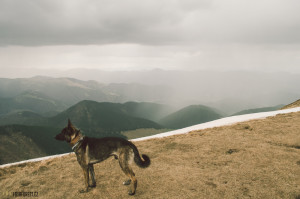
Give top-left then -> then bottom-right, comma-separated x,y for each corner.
0,74 -> 292,164
2,70 -> 300,114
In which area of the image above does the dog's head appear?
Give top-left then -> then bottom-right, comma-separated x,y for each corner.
55,119 -> 79,143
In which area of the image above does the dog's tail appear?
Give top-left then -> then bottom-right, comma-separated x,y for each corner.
129,142 -> 151,168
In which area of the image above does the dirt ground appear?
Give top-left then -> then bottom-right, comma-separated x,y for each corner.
1,111 -> 300,199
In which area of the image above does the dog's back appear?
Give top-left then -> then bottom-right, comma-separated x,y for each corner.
82,136 -> 150,168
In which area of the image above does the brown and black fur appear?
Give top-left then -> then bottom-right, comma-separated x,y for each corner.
55,119 -> 150,195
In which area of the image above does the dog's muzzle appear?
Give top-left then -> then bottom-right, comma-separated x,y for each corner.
55,133 -> 65,141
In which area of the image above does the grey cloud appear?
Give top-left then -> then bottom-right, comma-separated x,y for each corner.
0,0 -> 209,46
2,0 -> 300,46
182,0 -> 300,44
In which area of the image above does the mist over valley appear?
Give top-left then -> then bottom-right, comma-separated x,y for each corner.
0,70 -> 298,164
1,69 -> 298,115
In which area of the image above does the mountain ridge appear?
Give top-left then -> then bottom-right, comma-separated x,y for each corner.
0,90 -> 66,116
51,100 -> 163,135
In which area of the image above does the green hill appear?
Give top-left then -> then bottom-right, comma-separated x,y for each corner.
0,100 -> 163,136
231,105 -> 284,116
0,111 -> 47,126
0,125 -> 70,164
123,101 -> 174,122
50,100 -> 162,136
159,105 -> 222,129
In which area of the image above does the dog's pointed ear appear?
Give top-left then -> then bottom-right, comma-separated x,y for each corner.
68,119 -> 73,128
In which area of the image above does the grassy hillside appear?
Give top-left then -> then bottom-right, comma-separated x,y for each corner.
159,105 -> 222,129
0,110 -> 299,198
0,125 -> 70,164
281,99 -> 300,110
231,104 -> 284,116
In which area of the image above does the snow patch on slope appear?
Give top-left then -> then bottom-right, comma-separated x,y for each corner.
132,107 -> 300,141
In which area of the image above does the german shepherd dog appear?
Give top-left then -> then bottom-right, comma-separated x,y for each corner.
55,119 -> 150,195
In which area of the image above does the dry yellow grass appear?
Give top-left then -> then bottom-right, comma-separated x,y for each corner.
281,99 -> 300,110
1,111 -> 300,199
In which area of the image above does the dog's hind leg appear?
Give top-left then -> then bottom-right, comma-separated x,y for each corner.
118,150 -> 137,195
88,164 -> 96,188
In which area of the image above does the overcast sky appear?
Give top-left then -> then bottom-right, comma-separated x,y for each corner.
1,0 -> 300,76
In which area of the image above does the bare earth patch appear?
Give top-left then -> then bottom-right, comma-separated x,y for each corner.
1,112 -> 300,199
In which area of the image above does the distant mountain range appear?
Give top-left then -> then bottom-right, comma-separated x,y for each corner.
0,76 -> 287,133
58,69 -> 300,114
0,76 -> 171,108
0,90 -> 66,116
0,76 -> 112,105
1,75 -> 296,115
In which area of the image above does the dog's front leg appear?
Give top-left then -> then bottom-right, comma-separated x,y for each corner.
88,164 -> 96,188
79,166 -> 90,193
